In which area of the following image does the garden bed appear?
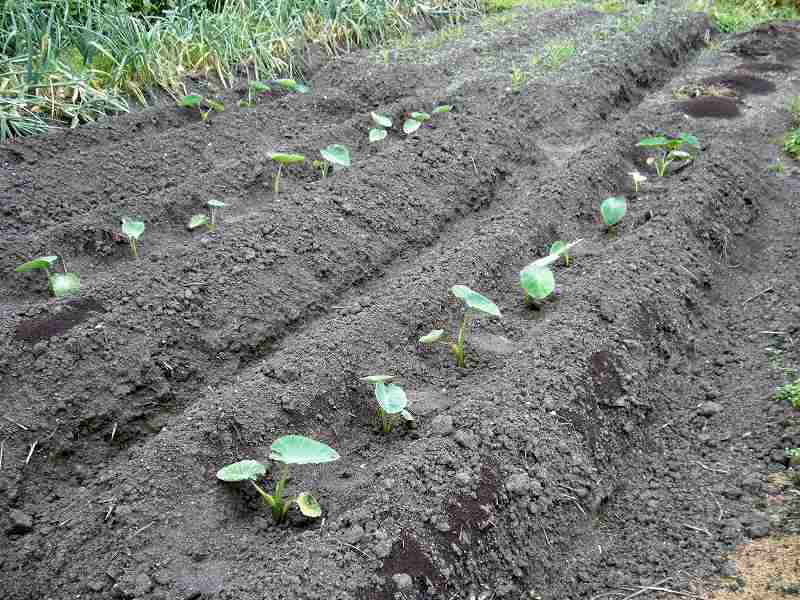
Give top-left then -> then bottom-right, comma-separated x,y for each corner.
1,3 -> 799,600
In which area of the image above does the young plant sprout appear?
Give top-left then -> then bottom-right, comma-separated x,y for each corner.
403,111 -> 431,134
369,112 -> 392,143
267,152 -> 305,196
319,144 -> 351,176
519,264 -> 555,305
15,255 -> 80,298
549,240 -> 572,267
432,105 -> 453,114
188,199 -> 227,231
419,285 -> 501,368
359,376 -> 413,433
121,218 -> 145,258
242,80 -> 270,106
600,196 -> 627,233
271,79 -> 310,94
216,435 -> 339,524
629,171 -> 647,193
177,94 -> 224,121
637,133 -> 699,177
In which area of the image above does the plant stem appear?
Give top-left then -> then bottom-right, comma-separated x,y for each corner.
452,311 -> 469,368
131,239 -> 138,259
274,164 -> 282,197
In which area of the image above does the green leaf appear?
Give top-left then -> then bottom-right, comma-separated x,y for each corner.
371,112 -> 392,128
451,285 -> 501,317
294,83 -> 310,94
600,196 -> 627,227
375,383 -> 408,414
369,127 -> 387,143
121,219 -> 145,241
360,374 -> 395,384
50,273 -> 80,298
268,152 -> 306,165
216,459 -> 266,482
519,264 -> 555,300
296,492 -> 321,518
249,80 -> 270,93
419,329 -> 445,344
273,79 -> 309,93
678,132 -> 700,148
410,111 -> 431,121
670,150 -> 692,160
636,136 -> 668,147
269,435 -> 340,465
403,119 -> 422,134
178,94 -> 203,108
320,144 -> 351,168
432,105 -> 453,114
549,240 -> 567,257
16,255 -> 58,273
206,99 -> 225,113
207,199 -> 227,208
188,214 -> 209,229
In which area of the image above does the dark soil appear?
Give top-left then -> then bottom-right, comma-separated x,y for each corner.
1,4 -> 799,600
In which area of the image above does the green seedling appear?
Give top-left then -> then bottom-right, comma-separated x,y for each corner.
419,285 -> 501,368
600,196 -> 627,232
637,133 -> 700,176
178,94 -> 224,121
629,170 -> 647,193
121,218 -> 145,258
785,447 -> 800,467
519,263 -> 554,305
15,255 -> 80,298
271,79 -> 310,94
268,152 -> 306,196
403,111 -> 431,134
432,105 -> 453,114
188,199 -> 227,231
549,239 -> 576,267
785,128 -> 800,159
775,377 -> 800,409
217,435 -> 339,524
242,80 -> 270,106
360,376 -> 413,433
319,144 -> 351,176
369,112 -> 392,143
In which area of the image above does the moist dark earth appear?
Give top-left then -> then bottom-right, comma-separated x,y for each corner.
1,4 -> 799,600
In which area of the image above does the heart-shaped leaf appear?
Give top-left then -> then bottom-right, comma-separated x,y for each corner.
121,219 -> 145,241
268,152 -> 306,165
269,435 -> 340,465
636,136 -> 668,147
320,144 -> 351,168
369,128 -> 387,142
249,80 -> 270,93
432,105 -> 453,114
16,256 -> 59,273
296,492 -> 321,518
549,240 -> 567,257
451,285 -> 501,317
403,119 -> 422,134
178,94 -> 202,108
371,112 -> 392,128
207,199 -> 227,208
519,264 -> 555,300
360,374 -> 395,384
410,111 -> 431,122
188,214 -> 209,229
678,132 -> 700,148
600,196 -> 627,227
216,459 -> 267,482
50,273 -> 80,298
375,383 -> 408,414
419,329 -> 445,344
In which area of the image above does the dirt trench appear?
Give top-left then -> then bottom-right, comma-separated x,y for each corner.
0,5 -> 799,600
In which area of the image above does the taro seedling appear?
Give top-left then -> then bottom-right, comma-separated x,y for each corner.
432,105 -> 453,114
271,79 -> 310,94
241,80 -> 270,106
637,133 -> 700,177
318,144 -> 351,176
629,170 -> 647,193
121,218 -> 145,258
519,263 -> 555,305
359,375 -> 414,433
267,152 -> 305,196
15,255 -> 80,298
600,196 -> 627,233
188,199 -> 227,231
419,285 -> 501,368
403,111 -> 431,134
177,94 -> 224,121
549,240 -> 572,267
216,435 -> 339,524
369,112 -> 392,143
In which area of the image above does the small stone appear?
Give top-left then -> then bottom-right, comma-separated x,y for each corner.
505,473 -> 531,495
86,578 -> 107,592
697,401 -> 723,417
6,509 -> 33,534
374,539 -> 393,559
454,471 -> 471,486
454,429 -> 478,450
430,415 -> 454,435
392,573 -> 413,590
341,524 -> 364,545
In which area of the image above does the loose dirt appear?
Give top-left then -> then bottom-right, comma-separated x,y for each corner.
1,3 -> 799,600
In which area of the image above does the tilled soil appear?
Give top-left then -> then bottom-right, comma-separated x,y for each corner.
1,4 -> 799,600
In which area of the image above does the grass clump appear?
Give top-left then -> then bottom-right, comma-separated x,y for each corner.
775,377 -> 800,409
530,39 -> 576,72
785,129 -> 800,159
710,0 -> 800,33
